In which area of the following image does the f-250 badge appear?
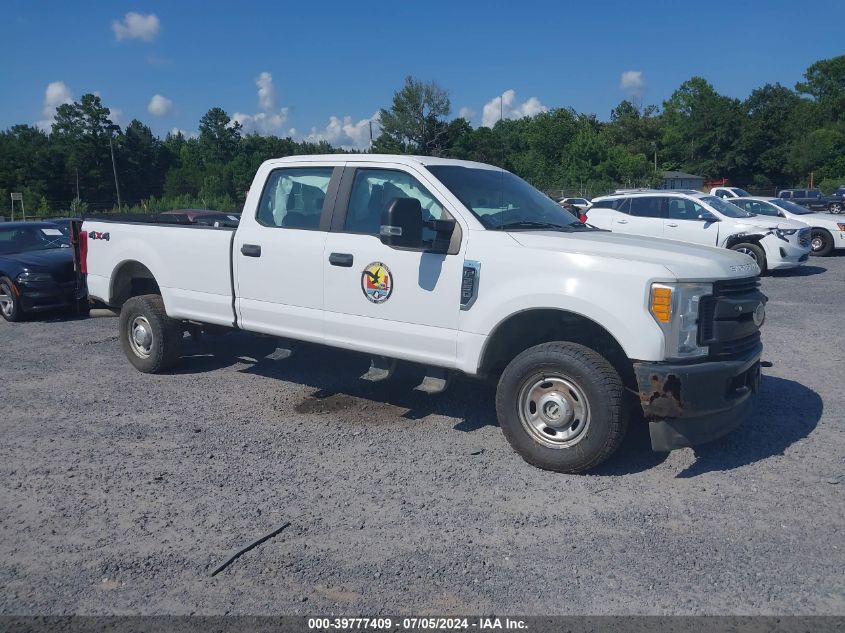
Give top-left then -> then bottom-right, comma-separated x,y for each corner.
361,262 -> 392,304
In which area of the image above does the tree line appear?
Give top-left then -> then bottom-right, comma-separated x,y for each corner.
1,55 -> 843,216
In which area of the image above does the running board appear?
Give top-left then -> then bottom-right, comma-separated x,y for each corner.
361,356 -> 396,382
414,368 -> 450,394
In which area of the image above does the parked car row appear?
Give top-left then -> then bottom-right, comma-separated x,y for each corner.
561,185 -> 844,262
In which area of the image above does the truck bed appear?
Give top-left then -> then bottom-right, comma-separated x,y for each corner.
82,219 -> 237,327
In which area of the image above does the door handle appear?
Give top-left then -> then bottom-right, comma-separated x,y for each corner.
329,252 -> 354,267
666,223 -> 679,227
241,244 -> 261,257
617,220 -> 629,224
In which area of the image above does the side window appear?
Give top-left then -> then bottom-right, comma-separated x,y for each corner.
344,168 -> 447,236
796,190 -> 807,198
256,167 -> 333,229
665,198 -> 705,220
779,191 -> 790,199
628,196 -> 664,218
616,198 -> 631,214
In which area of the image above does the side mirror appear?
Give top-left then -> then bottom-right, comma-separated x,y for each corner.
698,212 -> 719,222
380,198 -> 424,249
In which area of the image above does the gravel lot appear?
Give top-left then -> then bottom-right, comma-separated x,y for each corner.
1,256 -> 843,616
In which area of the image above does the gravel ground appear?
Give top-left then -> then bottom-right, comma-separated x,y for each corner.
1,255 -> 843,616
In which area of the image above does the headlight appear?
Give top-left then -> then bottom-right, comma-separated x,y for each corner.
16,272 -> 53,283
775,228 -> 797,238
649,282 -> 713,360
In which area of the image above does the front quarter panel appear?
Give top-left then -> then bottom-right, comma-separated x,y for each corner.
456,231 -> 670,373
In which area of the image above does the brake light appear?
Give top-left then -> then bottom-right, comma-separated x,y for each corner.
78,228 -> 88,274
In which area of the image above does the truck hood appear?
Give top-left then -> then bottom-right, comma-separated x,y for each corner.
508,231 -> 760,280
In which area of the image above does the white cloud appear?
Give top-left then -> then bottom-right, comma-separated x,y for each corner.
304,112 -> 380,149
234,71 -> 291,135
620,70 -> 645,97
35,81 -> 73,131
147,94 -> 173,116
169,127 -> 198,139
458,106 -> 475,121
112,12 -> 160,42
481,90 -> 547,127
108,107 -> 123,126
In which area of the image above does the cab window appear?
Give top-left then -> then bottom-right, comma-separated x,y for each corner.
344,168 -> 447,236
256,167 -> 333,229
665,198 -> 705,220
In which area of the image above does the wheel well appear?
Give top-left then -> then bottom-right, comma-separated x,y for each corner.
725,233 -> 764,249
478,309 -> 635,388
811,226 -> 832,236
110,261 -> 160,307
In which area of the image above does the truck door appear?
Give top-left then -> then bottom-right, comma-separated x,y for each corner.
234,165 -> 341,342
663,197 -> 719,246
322,165 -> 465,369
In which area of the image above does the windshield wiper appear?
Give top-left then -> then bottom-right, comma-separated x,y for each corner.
492,220 -> 571,231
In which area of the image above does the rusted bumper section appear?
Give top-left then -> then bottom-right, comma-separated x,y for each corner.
633,344 -> 762,452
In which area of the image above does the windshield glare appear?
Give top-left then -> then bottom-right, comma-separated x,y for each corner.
0,226 -> 70,254
771,199 -> 814,215
427,166 -> 580,229
701,196 -> 754,219
730,188 -> 751,197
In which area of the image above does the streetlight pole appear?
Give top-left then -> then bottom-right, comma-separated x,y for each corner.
108,127 -> 122,210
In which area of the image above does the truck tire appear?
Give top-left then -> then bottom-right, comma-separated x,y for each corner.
496,342 -> 628,473
827,201 -> 843,214
119,294 -> 183,373
730,242 -> 767,273
0,276 -> 23,322
810,229 -> 834,256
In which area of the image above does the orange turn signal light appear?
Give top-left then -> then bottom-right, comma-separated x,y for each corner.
651,286 -> 672,323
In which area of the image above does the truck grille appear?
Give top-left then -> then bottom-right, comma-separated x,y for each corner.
699,276 -> 765,359
798,228 -> 810,248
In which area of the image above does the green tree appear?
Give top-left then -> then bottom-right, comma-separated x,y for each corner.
198,107 -> 241,164
375,76 -> 451,155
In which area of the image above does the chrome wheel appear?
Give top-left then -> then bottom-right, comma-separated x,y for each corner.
811,236 -> 824,252
128,315 -> 153,359
0,284 -> 14,318
518,374 -> 591,448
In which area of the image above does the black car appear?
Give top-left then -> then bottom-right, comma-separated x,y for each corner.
777,189 -> 844,213
0,222 -> 85,322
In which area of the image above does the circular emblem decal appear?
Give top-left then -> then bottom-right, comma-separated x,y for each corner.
361,262 -> 393,304
753,302 -> 766,327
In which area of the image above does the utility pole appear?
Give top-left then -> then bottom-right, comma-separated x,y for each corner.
108,127 -> 122,210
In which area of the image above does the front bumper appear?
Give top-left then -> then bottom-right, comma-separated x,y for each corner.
18,280 -> 85,312
761,236 -> 810,270
634,344 -> 762,451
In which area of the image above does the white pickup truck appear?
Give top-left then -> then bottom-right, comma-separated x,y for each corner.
77,155 -> 767,473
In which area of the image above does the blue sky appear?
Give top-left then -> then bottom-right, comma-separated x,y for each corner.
1,0 -> 843,147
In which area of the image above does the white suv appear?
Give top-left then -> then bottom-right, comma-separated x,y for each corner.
588,190 -> 810,272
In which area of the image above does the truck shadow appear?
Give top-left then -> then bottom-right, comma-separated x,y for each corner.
770,265 -> 826,277
675,375 -> 822,477
173,335 -> 822,477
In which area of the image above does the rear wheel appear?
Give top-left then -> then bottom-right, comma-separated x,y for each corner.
730,242 -> 767,273
496,342 -> 628,473
810,229 -> 834,256
827,202 -> 843,214
0,277 -> 23,322
119,294 -> 183,373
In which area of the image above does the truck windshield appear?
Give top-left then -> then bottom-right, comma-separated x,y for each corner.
701,196 -> 754,219
0,226 -> 70,254
427,165 -> 583,230
771,199 -> 814,215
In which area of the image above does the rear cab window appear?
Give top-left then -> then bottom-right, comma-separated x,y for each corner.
257,167 -> 334,230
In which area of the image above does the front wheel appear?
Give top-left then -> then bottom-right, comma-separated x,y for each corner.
0,277 -> 23,322
730,242 -> 767,273
119,294 -> 183,373
810,229 -> 834,256
496,342 -> 628,473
